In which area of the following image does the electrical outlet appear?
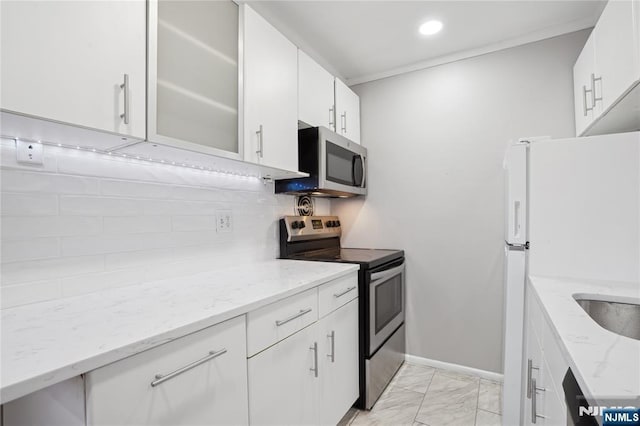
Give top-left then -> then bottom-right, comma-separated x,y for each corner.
16,140 -> 44,165
216,210 -> 233,233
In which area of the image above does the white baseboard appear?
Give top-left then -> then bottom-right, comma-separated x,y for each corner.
405,354 -> 504,383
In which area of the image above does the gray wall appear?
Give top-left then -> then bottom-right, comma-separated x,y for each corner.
331,30 -> 590,373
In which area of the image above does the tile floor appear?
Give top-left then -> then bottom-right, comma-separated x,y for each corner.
341,363 -> 503,426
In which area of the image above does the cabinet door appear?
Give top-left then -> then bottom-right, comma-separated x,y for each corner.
593,0 -> 639,114
86,316 -> 248,426
248,323 -> 318,426
0,1 -> 145,139
335,79 -> 361,144
298,50 -> 336,130
243,5 -> 298,172
318,299 -> 359,426
148,0 -> 240,158
573,33 -> 596,136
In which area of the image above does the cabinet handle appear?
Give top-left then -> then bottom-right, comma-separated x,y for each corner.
310,342 -> 319,377
329,107 -> 335,131
341,111 -> 347,133
527,359 -> 539,399
120,74 -> 129,125
591,73 -> 602,107
582,85 -> 594,117
275,308 -> 312,326
256,125 -> 264,158
150,348 -> 227,387
327,330 -> 335,363
333,286 -> 356,298
531,377 -> 547,424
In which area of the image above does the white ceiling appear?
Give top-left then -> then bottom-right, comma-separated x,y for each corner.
246,1 -> 606,85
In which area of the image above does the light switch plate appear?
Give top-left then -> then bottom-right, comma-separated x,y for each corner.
16,140 -> 44,165
216,210 -> 233,233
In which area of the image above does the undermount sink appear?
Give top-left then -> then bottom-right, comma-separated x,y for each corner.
574,297 -> 640,341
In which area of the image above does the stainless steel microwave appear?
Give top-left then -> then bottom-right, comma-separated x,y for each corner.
275,126 -> 367,197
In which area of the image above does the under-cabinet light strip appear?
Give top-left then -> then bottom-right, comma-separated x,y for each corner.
1,135 -> 262,180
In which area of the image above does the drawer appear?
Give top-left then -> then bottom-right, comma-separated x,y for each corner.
247,287 -> 318,357
86,315 -> 248,426
318,272 -> 358,318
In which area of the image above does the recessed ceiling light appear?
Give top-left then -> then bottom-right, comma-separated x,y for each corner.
419,20 -> 443,36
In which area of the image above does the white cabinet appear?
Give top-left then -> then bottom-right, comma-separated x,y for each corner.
523,286 -> 569,426
0,1 -> 146,140
243,5 -> 299,173
335,79 -> 361,144
85,316 -> 248,426
298,50 -> 337,131
247,274 -> 359,426
147,0 -> 241,159
573,0 -> 640,136
318,299 -> 359,426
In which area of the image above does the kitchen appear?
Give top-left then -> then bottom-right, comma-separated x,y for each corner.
0,1 -> 638,426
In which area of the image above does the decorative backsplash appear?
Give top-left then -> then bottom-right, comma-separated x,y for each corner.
0,138 -> 329,309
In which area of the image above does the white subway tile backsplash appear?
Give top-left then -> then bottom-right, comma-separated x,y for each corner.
0,141 -> 330,309
2,237 -> 60,263
1,280 -> 62,309
1,216 -> 102,240
1,255 -> 104,286
103,216 -> 171,234
1,170 -> 100,194
1,193 -> 58,216
59,196 -> 143,216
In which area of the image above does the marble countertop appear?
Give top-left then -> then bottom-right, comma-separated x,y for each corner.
529,275 -> 640,405
0,259 -> 359,404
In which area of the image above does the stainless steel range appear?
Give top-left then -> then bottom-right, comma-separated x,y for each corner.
279,215 -> 405,410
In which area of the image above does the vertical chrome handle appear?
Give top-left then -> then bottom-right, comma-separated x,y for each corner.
531,377 -> 546,423
120,74 -> 129,125
582,85 -> 594,117
327,331 -> 335,363
329,107 -> 335,130
591,73 -> 602,107
527,359 -> 539,399
341,111 -> 347,133
256,125 -> 263,158
310,342 -> 318,377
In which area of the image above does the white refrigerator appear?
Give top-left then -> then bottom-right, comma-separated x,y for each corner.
501,138 -> 535,425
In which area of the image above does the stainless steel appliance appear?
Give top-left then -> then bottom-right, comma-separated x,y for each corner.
279,215 -> 404,409
275,127 -> 367,197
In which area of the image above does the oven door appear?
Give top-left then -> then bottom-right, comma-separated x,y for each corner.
318,127 -> 367,195
368,260 -> 405,355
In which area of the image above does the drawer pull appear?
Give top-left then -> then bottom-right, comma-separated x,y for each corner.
150,348 -> 227,387
333,286 -> 356,298
275,308 -> 312,326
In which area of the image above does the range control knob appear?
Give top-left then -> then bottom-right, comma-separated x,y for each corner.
298,221 -> 306,229
326,221 -> 333,228
335,220 -> 341,227
291,221 -> 299,229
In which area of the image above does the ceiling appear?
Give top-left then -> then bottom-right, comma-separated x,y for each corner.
246,1 -> 606,85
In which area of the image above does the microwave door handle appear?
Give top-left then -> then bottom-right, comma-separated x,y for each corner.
370,264 -> 405,282
359,154 -> 366,188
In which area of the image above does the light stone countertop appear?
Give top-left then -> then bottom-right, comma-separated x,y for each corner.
529,275 -> 640,405
0,259 -> 359,404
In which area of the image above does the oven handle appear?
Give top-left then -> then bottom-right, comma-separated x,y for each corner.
370,263 -> 405,283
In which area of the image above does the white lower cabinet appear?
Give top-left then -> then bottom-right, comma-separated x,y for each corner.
523,286 -> 568,426
248,292 -> 359,426
85,315 -> 248,426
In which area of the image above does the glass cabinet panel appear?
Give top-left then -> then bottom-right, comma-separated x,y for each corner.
153,0 -> 239,155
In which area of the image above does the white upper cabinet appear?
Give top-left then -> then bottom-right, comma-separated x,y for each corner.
298,50 -> 337,130
335,79 -> 361,144
0,1 -> 146,140
573,0 -> 640,136
148,0 -> 241,159
243,5 -> 299,173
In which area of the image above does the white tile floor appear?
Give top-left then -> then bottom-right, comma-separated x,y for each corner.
341,363 -> 503,426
